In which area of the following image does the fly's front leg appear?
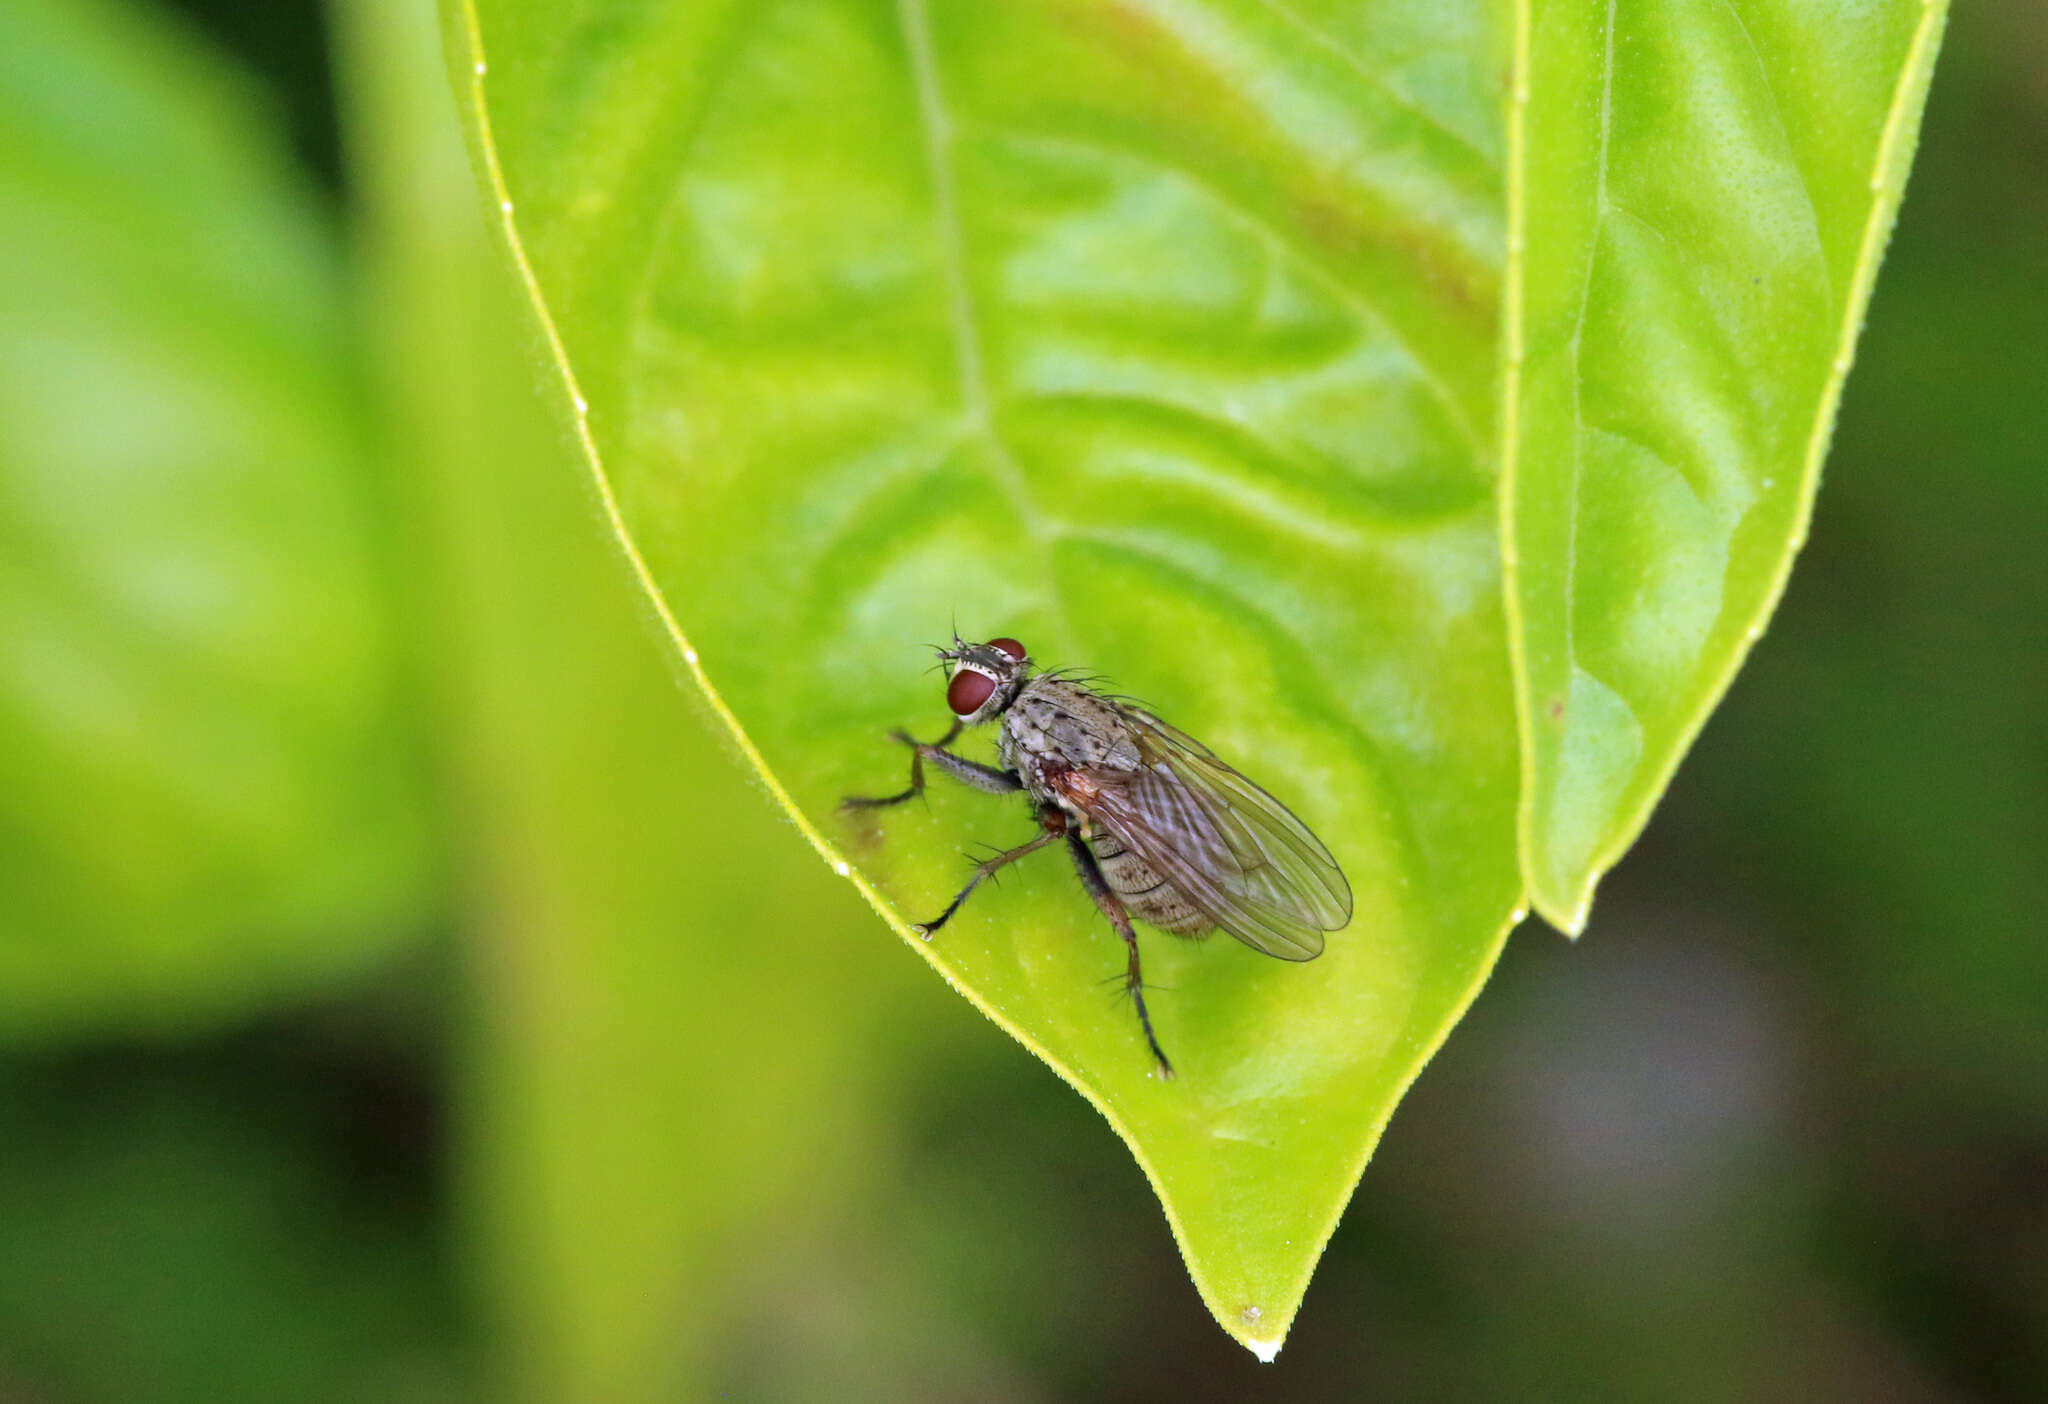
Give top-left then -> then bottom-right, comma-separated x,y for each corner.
915,807 -> 1066,936
839,719 -> 1020,812
1066,832 -> 1174,1079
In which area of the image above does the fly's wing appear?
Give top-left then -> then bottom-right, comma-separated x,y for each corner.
1081,708 -> 1352,960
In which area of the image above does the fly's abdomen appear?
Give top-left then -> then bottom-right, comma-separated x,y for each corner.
1090,834 -> 1210,936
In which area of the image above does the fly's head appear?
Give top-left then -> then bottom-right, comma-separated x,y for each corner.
939,636 -> 1030,725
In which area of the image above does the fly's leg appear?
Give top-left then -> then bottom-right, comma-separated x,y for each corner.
915,813 -> 1064,936
838,720 -> 957,811
1066,832 -> 1174,1079
840,719 -> 1021,812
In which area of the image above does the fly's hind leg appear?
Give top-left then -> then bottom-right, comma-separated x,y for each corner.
915,808 -> 1065,936
840,719 -> 1021,813
1066,832 -> 1174,1079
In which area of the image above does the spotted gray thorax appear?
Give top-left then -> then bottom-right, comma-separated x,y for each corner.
999,677 -> 1143,791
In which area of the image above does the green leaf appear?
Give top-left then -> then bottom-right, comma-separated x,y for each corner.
446,0 -> 1521,1352
0,0 -> 436,1036
1501,0 -> 1947,931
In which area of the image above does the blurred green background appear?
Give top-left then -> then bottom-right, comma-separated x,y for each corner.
0,1 -> 2040,1400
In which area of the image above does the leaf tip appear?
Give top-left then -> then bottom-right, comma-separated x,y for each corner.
1527,883 -> 1593,941
1555,904 -> 1592,941
1226,1303 -> 1286,1362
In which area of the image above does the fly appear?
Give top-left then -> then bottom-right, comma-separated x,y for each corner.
841,636 -> 1353,1078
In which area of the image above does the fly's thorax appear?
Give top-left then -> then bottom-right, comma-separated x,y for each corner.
1002,677 -> 1143,789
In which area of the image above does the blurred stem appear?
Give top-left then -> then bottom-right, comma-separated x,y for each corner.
324,0 -> 558,1388
329,0 -> 918,1398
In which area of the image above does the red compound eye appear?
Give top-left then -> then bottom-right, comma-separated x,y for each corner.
948,668 -> 996,716
987,637 -> 1026,660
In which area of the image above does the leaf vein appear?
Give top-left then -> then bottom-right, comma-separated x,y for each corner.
895,0 -> 1049,541
1715,0 -> 1835,311
1245,0 -> 1496,171
984,128 -> 1484,457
